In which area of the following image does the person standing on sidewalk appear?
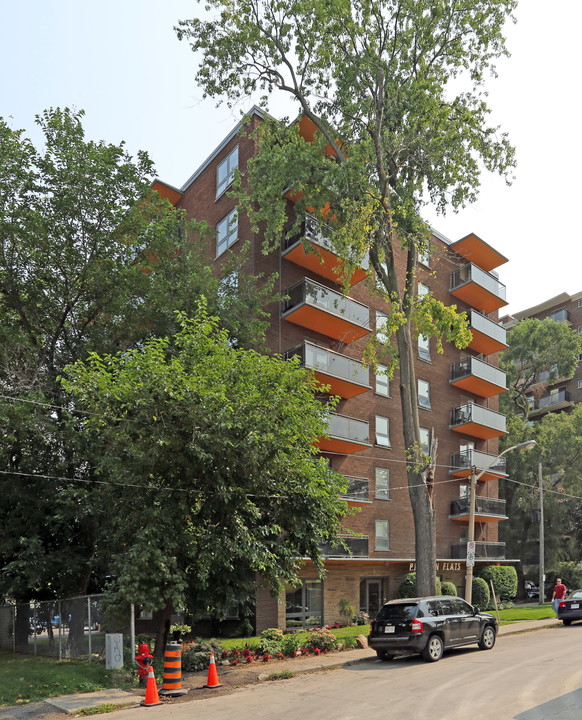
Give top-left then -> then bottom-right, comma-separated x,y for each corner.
552,578 -> 567,615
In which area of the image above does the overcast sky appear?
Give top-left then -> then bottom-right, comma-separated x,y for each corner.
1,1 -> 580,315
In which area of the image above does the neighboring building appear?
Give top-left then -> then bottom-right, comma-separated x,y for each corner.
502,292 -> 582,418
153,108 -> 510,633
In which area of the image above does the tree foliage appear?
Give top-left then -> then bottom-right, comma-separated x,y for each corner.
61,307 -> 350,637
0,108 -> 277,605
177,0 -> 516,594
500,317 -> 582,419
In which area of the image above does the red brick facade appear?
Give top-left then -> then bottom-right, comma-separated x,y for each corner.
156,108 -> 510,632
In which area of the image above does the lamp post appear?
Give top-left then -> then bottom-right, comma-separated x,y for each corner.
464,440 -> 536,604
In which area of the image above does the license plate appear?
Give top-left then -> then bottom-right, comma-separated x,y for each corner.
384,626 -> 395,634
571,603 -> 579,609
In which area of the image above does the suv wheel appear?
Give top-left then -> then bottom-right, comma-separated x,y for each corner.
422,634 -> 443,662
376,649 -> 394,662
563,619 -> 572,626
478,625 -> 496,650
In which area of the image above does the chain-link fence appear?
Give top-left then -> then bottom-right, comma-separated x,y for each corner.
0,594 -> 117,660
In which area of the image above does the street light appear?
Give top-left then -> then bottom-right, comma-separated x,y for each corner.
464,440 -> 536,604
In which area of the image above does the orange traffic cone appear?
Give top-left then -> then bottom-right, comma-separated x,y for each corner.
140,665 -> 163,706
204,652 -> 222,688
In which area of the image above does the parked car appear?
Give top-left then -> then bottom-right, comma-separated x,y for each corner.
558,589 -> 582,626
524,580 -> 539,599
368,596 -> 497,663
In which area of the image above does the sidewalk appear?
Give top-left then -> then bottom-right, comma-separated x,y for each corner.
0,617 -> 562,719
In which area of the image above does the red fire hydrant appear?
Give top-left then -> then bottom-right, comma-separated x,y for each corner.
135,643 -> 153,687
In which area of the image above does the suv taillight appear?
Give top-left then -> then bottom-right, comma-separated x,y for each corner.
559,601 -> 566,609
411,618 -> 423,634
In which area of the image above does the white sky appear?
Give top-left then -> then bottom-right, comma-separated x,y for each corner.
1,1 -> 580,316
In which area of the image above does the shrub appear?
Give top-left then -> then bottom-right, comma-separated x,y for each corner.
181,638 -> 222,672
353,611 -> 370,625
440,581 -> 457,597
257,628 -> 284,655
307,628 -> 337,651
281,632 -> 303,656
479,566 -> 518,602
342,636 -> 358,649
472,577 -> 490,610
397,572 -> 441,598
338,598 -> 356,624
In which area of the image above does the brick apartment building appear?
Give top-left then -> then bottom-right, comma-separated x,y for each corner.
502,292 -> 582,418
153,108 -> 510,633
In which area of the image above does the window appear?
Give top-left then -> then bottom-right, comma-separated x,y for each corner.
578,327 -> 582,334
418,379 -> 431,409
376,311 -> 389,343
418,282 -> 429,299
376,364 -> 390,396
375,520 -> 390,551
375,415 -> 390,447
375,262 -> 388,290
216,145 -> 239,196
418,334 -> 431,361
579,299 -> 582,308
578,380 -> 582,390
216,209 -> 238,256
420,427 -> 430,455
375,468 -> 390,499
418,243 -> 430,267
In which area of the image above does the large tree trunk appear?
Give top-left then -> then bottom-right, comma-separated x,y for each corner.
395,311 -> 437,596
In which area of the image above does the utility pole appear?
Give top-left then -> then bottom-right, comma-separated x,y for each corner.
538,463 -> 545,605
464,466 -> 477,603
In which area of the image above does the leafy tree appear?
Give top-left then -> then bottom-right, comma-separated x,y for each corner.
176,0 -> 517,594
500,406 -> 582,577
61,306 -> 349,655
500,317 -> 582,418
0,108 -> 277,612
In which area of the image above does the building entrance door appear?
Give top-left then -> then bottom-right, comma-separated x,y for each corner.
361,578 -> 384,617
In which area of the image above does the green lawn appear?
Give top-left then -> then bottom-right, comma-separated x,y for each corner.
497,603 -> 555,624
0,652 -> 132,707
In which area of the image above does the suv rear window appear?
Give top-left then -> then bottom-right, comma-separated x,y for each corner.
376,603 -> 418,621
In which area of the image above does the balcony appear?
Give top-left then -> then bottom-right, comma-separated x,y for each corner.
319,536 -> 369,558
284,341 -> 371,399
529,388 -> 572,417
548,308 -> 572,325
283,278 -> 370,344
316,412 -> 371,454
450,496 -> 508,523
450,264 -> 507,314
449,233 -> 508,272
449,541 -> 506,560
339,476 -> 370,504
467,309 -> 508,356
283,216 -> 369,286
450,357 -> 507,398
450,402 -> 507,440
449,449 -> 507,481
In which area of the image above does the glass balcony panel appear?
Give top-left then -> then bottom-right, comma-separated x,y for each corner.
450,496 -> 507,517
339,476 -> 369,502
450,402 -> 507,439
538,388 -> 571,409
548,308 -> 571,323
451,264 -> 506,301
449,449 -> 507,478
450,357 -> 506,397
449,541 -> 506,560
326,412 -> 370,445
467,309 -> 507,355
319,537 -> 369,558
304,342 -> 369,387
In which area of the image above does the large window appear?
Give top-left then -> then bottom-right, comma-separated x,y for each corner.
375,416 -> 390,447
216,145 -> 239,196
285,579 -> 323,628
376,364 -> 390,396
376,311 -> 389,344
375,520 -> 390,551
375,467 -> 390,499
216,209 -> 238,257
420,427 -> 430,455
418,334 -> 431,361
418,379 -> 431,409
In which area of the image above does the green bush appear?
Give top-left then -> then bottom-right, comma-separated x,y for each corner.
281,632 -> 303,656
552,562 -> 582,591
472,577 -> 490,610
306,628 -> 337,651
181,638 -> 222,672
440,581 -> 457,596
397,572 -> 441,598
479,566 -> 518,601
257,628 -> 284,655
